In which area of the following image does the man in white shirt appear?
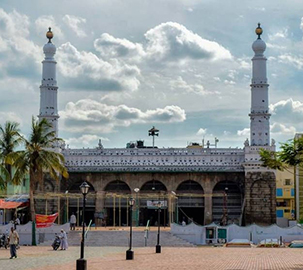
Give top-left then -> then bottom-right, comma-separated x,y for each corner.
8,227 -> 19,259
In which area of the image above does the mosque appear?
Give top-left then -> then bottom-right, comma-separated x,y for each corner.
37,24 -> 276,227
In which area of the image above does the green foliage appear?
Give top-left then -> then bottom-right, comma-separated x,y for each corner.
260,136 -> 303,170
7,117 -> 69,184
0,121 -> 22,189
6,117 -> 69,221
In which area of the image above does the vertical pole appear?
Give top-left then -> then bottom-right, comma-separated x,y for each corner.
156,206 -> 161,253
45,198 -> 48,215
129,205 -> 133,250
127,200 -> 129,226
136,193 -> 139,226
113,195 -> 116,227
77,197 -> 80,227
119,196 -> 121,227
58,195 -> 60,224
67,196 -> 69,223
80,194 -> 86,259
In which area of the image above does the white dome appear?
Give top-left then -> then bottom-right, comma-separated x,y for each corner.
252,39 -> 266,55
43,42 -> 56,58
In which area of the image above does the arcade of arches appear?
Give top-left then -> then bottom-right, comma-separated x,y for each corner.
56,171 -> 275,226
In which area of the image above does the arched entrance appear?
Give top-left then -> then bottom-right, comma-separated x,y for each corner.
140,180 -> 167,226
176,180 -> 204,225
67,181 -> 96,226
212,181 -> 242,225
104,180 -> 131,226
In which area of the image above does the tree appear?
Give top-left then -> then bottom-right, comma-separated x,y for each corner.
7,117 -> 69,222
260,136 -> 303,221
0,121 -> 22,189
259,137 -> 303,170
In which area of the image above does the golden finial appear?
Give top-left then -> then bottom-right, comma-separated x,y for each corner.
46,27 -> 53,43
255,23 -> 263,39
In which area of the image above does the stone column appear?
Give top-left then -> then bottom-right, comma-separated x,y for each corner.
95,191 -> 104,226
204,195 -> 213,225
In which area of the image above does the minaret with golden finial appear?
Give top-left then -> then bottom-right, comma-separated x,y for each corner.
38,27 -> 59,137
249,23 -> 270,146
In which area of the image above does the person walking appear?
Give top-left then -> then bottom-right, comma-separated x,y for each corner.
59,229 -> 68,250
8,227 -> 19,259
70,213 -> 76,230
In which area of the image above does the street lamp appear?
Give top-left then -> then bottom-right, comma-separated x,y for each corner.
134,188 -> 140,226
156,201 -> 161,253
126,197 -> 135,260
76,181 -> 90,270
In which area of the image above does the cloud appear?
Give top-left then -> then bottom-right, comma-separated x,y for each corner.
144,22 -> 232,62
237,128 -> 250,136
270,123 -> 296,135
277,54 -> 303,69
0,112 -> 22,125
93,22 -> 232,66
0,9 -> 40,77
94,33 -> 145,60
35,15 -> 64,40
60,99 -> 186,132
65,134 -> 109,148
270,98 -> 303,122
62,15 -> 87,37
169,76 -> 216,95
57,42 -> 141,91
196,128 -> 207,136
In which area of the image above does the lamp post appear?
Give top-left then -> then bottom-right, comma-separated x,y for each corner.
76,181 -> 90,270
156,201 -> 161,253
126,197 -> 135,260
134,188 -> 140,226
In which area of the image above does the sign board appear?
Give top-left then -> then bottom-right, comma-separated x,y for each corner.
147,200 -> 167,209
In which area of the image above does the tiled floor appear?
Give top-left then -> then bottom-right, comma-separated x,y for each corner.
1,246 -> 303,270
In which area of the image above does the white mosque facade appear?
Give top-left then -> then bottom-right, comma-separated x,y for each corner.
38,25 -> 276,227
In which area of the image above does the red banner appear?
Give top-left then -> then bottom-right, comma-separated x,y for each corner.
36,213 -> 58,228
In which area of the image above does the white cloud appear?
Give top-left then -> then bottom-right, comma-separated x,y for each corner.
300,17 -> 303,32
60,99 -> 186,132
0,8 -> 40,74
196,128 -> 207,136
57,42 -> 141,91
169,76 -> 216,95
65,134 -> 109,148
94,33 -> 145,61
237,128 -> 250,136
0,112 -> 22,125
270,98 -> 303,122
62,14 -> 87,37
35,15 -> 64,40
278,54 -> 303,69
270,123 -> 296,135
144,22 -> 232,62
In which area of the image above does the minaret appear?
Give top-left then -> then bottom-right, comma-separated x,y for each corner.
38,27 -> 59,137
249,23 -> 270,146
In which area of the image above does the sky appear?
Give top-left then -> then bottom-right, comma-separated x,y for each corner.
1,0 -> 303,149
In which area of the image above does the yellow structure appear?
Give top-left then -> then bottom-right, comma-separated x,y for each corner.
276,168 -> 295,220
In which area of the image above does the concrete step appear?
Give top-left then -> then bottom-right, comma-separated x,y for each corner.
65,230 -> 195,247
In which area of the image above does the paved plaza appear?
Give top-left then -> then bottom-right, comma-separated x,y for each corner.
1,246 -> 303,270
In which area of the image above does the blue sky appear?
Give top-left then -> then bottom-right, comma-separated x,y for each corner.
1,0 -> 303,149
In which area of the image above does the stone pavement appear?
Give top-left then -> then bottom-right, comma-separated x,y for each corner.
1,246 -> 303,270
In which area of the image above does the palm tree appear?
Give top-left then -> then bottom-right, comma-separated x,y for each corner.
0,153 -> 10,190
0,121 -> 22,188
7,117 -> 69,222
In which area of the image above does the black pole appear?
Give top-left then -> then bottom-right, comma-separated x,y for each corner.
156,206 -> 161,253
126,204 -> 134,260
77,194 -> 87,270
